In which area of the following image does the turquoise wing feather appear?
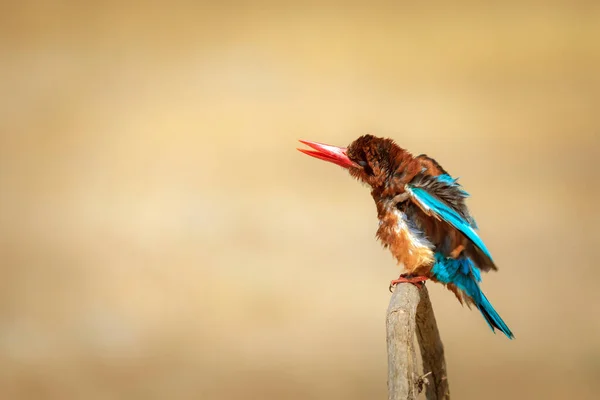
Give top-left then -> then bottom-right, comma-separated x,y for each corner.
406,181 -> 493,261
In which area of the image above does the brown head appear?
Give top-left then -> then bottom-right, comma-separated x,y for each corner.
298,134 -> 420,193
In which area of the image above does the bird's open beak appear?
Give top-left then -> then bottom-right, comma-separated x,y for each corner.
297,140 -> 358,169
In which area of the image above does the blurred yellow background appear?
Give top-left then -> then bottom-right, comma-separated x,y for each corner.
1,1 -> 599,399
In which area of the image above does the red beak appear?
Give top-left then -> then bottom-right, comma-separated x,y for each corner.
297,140 -> 358,169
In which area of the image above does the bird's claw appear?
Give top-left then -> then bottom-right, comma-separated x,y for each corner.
388,275 -> 428,292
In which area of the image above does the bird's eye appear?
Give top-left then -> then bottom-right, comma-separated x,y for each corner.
358,160 -> 368,167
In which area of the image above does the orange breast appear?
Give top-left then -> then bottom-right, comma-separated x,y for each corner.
376,209 -> 435,274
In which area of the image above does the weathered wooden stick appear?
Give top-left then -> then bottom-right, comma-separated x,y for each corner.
386,283 -> 420,399
386,283 -> 450,400
416,286 -> 450,399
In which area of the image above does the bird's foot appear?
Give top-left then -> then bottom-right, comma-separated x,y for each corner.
388,274 -> 429,292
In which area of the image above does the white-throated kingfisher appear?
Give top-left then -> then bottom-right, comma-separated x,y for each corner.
298,134 -> 513,339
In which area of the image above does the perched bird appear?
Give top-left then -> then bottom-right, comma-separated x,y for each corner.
298,134 -> 513,339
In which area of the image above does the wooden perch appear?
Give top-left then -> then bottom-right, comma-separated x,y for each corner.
386,283 -> 450,400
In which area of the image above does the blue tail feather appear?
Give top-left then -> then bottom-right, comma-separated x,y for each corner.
476,291 -> 514,339
432,253 -> 514,339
